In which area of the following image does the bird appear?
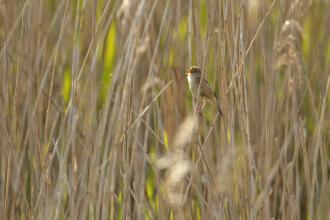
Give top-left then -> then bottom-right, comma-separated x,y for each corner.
186,66 -> 223,117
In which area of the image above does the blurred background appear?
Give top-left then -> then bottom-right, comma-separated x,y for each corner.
0,0 -> 330,219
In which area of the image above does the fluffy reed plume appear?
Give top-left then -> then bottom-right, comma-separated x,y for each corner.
275,0 -> 305,94
117,0 -> 135,28
172,115 -> 198,150
157,151 -> 193,207
275,20 -> 303,73
156,115 -> 197,207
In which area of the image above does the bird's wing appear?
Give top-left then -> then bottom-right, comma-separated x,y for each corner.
201,80 -> 215,100
202,80 -> 223,117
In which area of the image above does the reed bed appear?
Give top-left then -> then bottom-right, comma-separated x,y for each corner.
0,0 -> 329,219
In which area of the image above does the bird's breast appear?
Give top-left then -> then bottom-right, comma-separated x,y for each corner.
187,75 -> 199,97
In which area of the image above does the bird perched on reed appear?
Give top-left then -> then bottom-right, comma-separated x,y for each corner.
186,66 -> 223,116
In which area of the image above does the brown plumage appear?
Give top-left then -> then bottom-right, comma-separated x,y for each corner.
186,66 -> 223,116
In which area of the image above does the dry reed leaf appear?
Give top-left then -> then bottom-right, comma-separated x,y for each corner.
247,0 -> 261,24
288,0 -> 305,19
141,76 -> 162,93
216,157 -> 230,194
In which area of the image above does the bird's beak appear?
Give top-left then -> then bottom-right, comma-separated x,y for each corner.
185,68 -> 190,75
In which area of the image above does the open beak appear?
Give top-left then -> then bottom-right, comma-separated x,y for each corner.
185,68 -> 191,75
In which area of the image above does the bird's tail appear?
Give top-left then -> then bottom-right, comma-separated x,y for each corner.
214,92 -> 223,117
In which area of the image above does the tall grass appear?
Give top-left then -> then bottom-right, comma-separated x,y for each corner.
0,0 -> 330,219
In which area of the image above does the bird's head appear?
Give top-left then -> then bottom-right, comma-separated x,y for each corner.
186,66 -> 201,77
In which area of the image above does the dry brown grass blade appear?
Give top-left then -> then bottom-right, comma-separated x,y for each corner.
1,0 -> 330,219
